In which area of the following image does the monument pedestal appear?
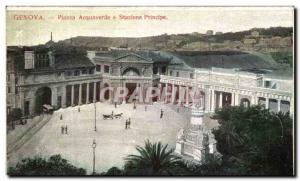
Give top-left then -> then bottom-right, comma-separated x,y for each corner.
175,106 -> 218,162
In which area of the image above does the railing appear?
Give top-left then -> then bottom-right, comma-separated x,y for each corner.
160,75 -> 292,97
21,74 -> 101,87
102,75 -> 153,80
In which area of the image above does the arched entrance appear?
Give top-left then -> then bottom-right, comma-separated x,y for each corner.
125,83 -> 137,102
240,98 -> 250,108
103,83 -> 110,100
35,87 -> 52,114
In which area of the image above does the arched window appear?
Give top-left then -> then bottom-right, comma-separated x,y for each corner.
122,67 -> 140,76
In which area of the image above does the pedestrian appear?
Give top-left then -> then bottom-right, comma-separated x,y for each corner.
111,111 -> 114,117
114,102 -> 117,108
65,125 -> 68,134
145,105 -> 147,111
60,114 -> 63,120
125,120 -> 128,130
133,102 -> 136,109
160,109 -> 164,119
128,118 -> 131,129
78,107 -> 80,112
61,126 -> 64,134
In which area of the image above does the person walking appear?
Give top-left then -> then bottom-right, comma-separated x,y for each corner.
160,109 -> 164,119
125,119 -> 128,130
78,107 -> 80,112
60,114 -> 63,120
127,118 -> 131,129
61,126 -> 64,134
114,102 -> 117,108
145,105 -> 147,111
65,125 -> 68,134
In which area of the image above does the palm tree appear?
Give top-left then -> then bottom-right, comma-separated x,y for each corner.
124,140 -> 185,175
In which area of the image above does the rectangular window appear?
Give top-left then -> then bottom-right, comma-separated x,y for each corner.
7,86 -> 11,93
66,71 -> 72,76
7,74 -> 10,81
271,82 -> 277,89
176,72 -> 179,77
265,80 -> 271,88
89,68 -> 94,74
153,67 -> 158,74
74,70 -> 80,76
24,51 -> 34,69
96,65 -> 101,72
25,101 -> 30,116
257,78 -> 263,87
104,65 -> 110,73
161,67 -> 167,74
190,73 -> 194,79
82,70 -> 87,74
170,71 -> 173,76
7,106 -> 11,115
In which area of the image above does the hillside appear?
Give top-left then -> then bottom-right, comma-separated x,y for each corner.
56,27 -> 292,50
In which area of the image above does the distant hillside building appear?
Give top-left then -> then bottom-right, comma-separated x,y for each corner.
243,38 -> 257,45
251,30 -> 260,37
206,30 -> 214,35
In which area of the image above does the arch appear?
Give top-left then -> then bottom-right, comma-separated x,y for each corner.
240,98 -> 250,108
35,87 -> 52,114
103,83 -> 110,100
122,67 -> 140,76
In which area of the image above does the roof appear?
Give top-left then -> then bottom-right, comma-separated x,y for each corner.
114,53 -> 152,62
55,53 -> 94,69
169,50 -> 278,70
93,50 -> 171,63
263,66 -> 293,80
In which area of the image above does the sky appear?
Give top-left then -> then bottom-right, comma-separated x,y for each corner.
6,7 -> 294,46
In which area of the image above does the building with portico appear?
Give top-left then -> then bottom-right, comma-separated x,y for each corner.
6,44 -> 294,117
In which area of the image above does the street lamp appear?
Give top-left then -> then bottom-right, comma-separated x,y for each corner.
94,102 -> 97,132
92,139 -> 96,175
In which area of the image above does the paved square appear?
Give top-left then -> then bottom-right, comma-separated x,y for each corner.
7,102 -> 191,173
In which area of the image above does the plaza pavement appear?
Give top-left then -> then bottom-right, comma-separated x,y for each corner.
7,102 -> 194,174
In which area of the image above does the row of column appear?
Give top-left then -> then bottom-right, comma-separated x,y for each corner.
64,81 -> 100,107
160,83 -> 204,107
160,83 -> 289,113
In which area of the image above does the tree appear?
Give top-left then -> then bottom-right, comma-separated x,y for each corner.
211,105 -> 293,176
8,155 -> 86,176
100,167 -> 124,176
124,140 -> 189,175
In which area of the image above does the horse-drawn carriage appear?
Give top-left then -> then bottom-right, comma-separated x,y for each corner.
103,113 -> 123,120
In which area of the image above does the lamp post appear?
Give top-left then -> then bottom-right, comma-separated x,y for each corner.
92,139 -> 96,175
94,102 -> 97,132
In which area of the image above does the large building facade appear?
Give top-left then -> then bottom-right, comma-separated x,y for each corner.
6,45 -> 294,117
